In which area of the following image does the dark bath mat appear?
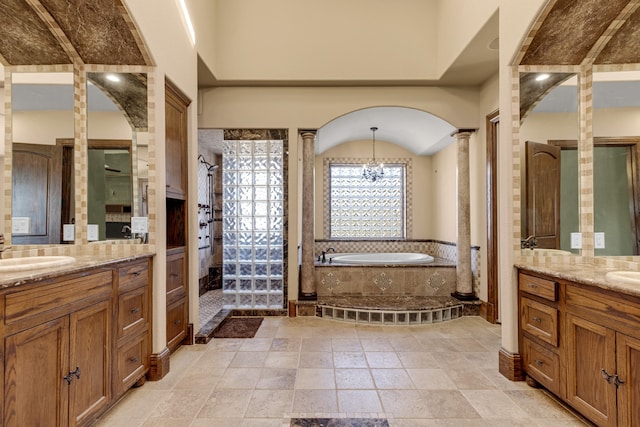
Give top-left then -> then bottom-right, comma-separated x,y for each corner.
290,419 -> 389,427
212,316 -> 263,338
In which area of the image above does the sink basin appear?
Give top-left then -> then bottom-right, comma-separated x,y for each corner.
0,256 -> 76,273
605,271 -> 640,285
521,248 -> 572,256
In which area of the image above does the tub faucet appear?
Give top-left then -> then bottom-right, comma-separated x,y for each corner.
121,225 -> 132,238
321,247 -> 336,263
521,235 -> 538,250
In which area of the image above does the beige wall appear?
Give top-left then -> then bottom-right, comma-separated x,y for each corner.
211,0 -> 439,81
314,139 -> 433,239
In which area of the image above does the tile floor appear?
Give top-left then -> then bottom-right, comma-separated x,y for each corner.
199,289 -> 223,327
95,316 -> 590,427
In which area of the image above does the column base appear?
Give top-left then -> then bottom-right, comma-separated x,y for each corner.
298,292 -> 317,301
451,291 -> 479,301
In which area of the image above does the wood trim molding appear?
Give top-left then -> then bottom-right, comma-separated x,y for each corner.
498,347 -> 525,381
486,110 -> 500,324
147,347 -> 170,381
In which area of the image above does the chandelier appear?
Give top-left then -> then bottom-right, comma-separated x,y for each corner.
362,126 -> 384,182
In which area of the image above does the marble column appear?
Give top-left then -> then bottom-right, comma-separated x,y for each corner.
300,132 -> 317,300
452,130 -> 478,301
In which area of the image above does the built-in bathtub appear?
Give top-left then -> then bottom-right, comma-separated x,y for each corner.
314,252 -> 462,323
328,252 -> 434,265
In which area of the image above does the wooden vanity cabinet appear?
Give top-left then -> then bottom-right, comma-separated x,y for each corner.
518,269 -> 640,427
1,257 -> 152,427
3,270 -> 113,427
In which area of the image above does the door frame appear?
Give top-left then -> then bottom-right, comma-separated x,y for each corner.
486,110 -> 499,324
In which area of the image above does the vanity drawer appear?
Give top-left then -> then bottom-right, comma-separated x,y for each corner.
118,259 -> 149,293
519,272 -> 557,301
4,270 -> 112,328
115,334 -> 149,394
523,337 -> 560,395
117,286 -> 149,338
521,297 -> 559,346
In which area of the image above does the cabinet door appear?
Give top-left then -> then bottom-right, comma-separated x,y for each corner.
566,313 -> 617,427
165,81 -> 189,200
68,300 -> 111,427
4,317 -> 70,427
616,333 -> 640,426
166,299 -> 188,353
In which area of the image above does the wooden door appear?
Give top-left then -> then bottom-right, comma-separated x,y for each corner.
566,313 -> 617,426
616,333 -> 640,426
68,300 -> 111,427
12,143 -> 62,244
165,81 -> 190,200
4,317 -> 70,427
525,141 -> 561,249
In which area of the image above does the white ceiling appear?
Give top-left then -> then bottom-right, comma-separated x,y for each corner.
316,107 -> 455,155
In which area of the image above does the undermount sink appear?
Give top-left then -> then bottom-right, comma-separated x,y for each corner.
521,248 -> 572,256
605,270 -> 640,285
0,256 -> 76,273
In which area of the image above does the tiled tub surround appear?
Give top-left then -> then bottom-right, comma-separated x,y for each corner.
314,239 -> 481,295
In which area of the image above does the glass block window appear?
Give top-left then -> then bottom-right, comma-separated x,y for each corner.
222,140 -> 284,309
329,164 -> 405,238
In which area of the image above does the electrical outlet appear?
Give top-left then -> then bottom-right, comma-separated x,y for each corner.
87,224 -> 99,241
595,232 -> 605,249
63,224 -> 75,241
131,217 -> 148,234
570,232 -> 582,249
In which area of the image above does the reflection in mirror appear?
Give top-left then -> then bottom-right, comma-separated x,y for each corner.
519,73 -> 579,254
592,72 -> 640,256
87,72 -> 147,241
11,72 -> 74,244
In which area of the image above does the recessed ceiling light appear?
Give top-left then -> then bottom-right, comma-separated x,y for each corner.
106,74 -> 121,82
535,73 -> 550,81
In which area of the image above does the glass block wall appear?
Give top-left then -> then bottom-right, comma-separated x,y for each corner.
222,140 -> 285,309
329,164 -> 405,238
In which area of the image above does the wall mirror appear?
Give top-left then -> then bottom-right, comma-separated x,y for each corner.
519,72 -> 579,255
592,71 -> 640,256
11,72 -> 74,245
87,72 -> 147,242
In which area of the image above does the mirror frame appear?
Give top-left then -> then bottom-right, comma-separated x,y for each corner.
3,64 -> 155,249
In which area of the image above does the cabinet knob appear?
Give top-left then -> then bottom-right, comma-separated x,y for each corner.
174,319 -> 181,325
534,359 -> 544,367
601,368 -> 613,383
613,374 -> 625,388
129,357 -> 139,363
132,271 -> 141,277
528,283 -> 538,289
131,307 -> 140,314
532,317 -> 542,323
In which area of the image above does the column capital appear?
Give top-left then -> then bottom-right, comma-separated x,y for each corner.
450,128 -> 478,138
300,130 -> 317,138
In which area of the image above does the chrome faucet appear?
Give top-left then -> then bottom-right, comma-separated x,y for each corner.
0,233 -> 11,259
121,225 -> 132,238
521,235 -> 538,250
321,247 -> 336,263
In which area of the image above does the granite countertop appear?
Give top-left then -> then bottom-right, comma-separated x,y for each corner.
0,253 -> 154,289
515,258 -> 640,298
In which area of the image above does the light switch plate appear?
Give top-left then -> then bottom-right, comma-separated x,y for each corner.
63,224 -> 75,241
570,232 -> 582,249
12,217 -> 30,234
87,224 -> 99,241
131,216 -> 148,234
595,232 -> 605,249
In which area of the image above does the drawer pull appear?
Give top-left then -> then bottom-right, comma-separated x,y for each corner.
534,359 -> 544,367
601,369 -> 613,383
132,271 -> 142,277
129,357 -> 139,363
174,319 -> 181,325
528,283 -> 538,289
170,273 -> 179,278
532,317 -> 542,323
131,308 -> 140,314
